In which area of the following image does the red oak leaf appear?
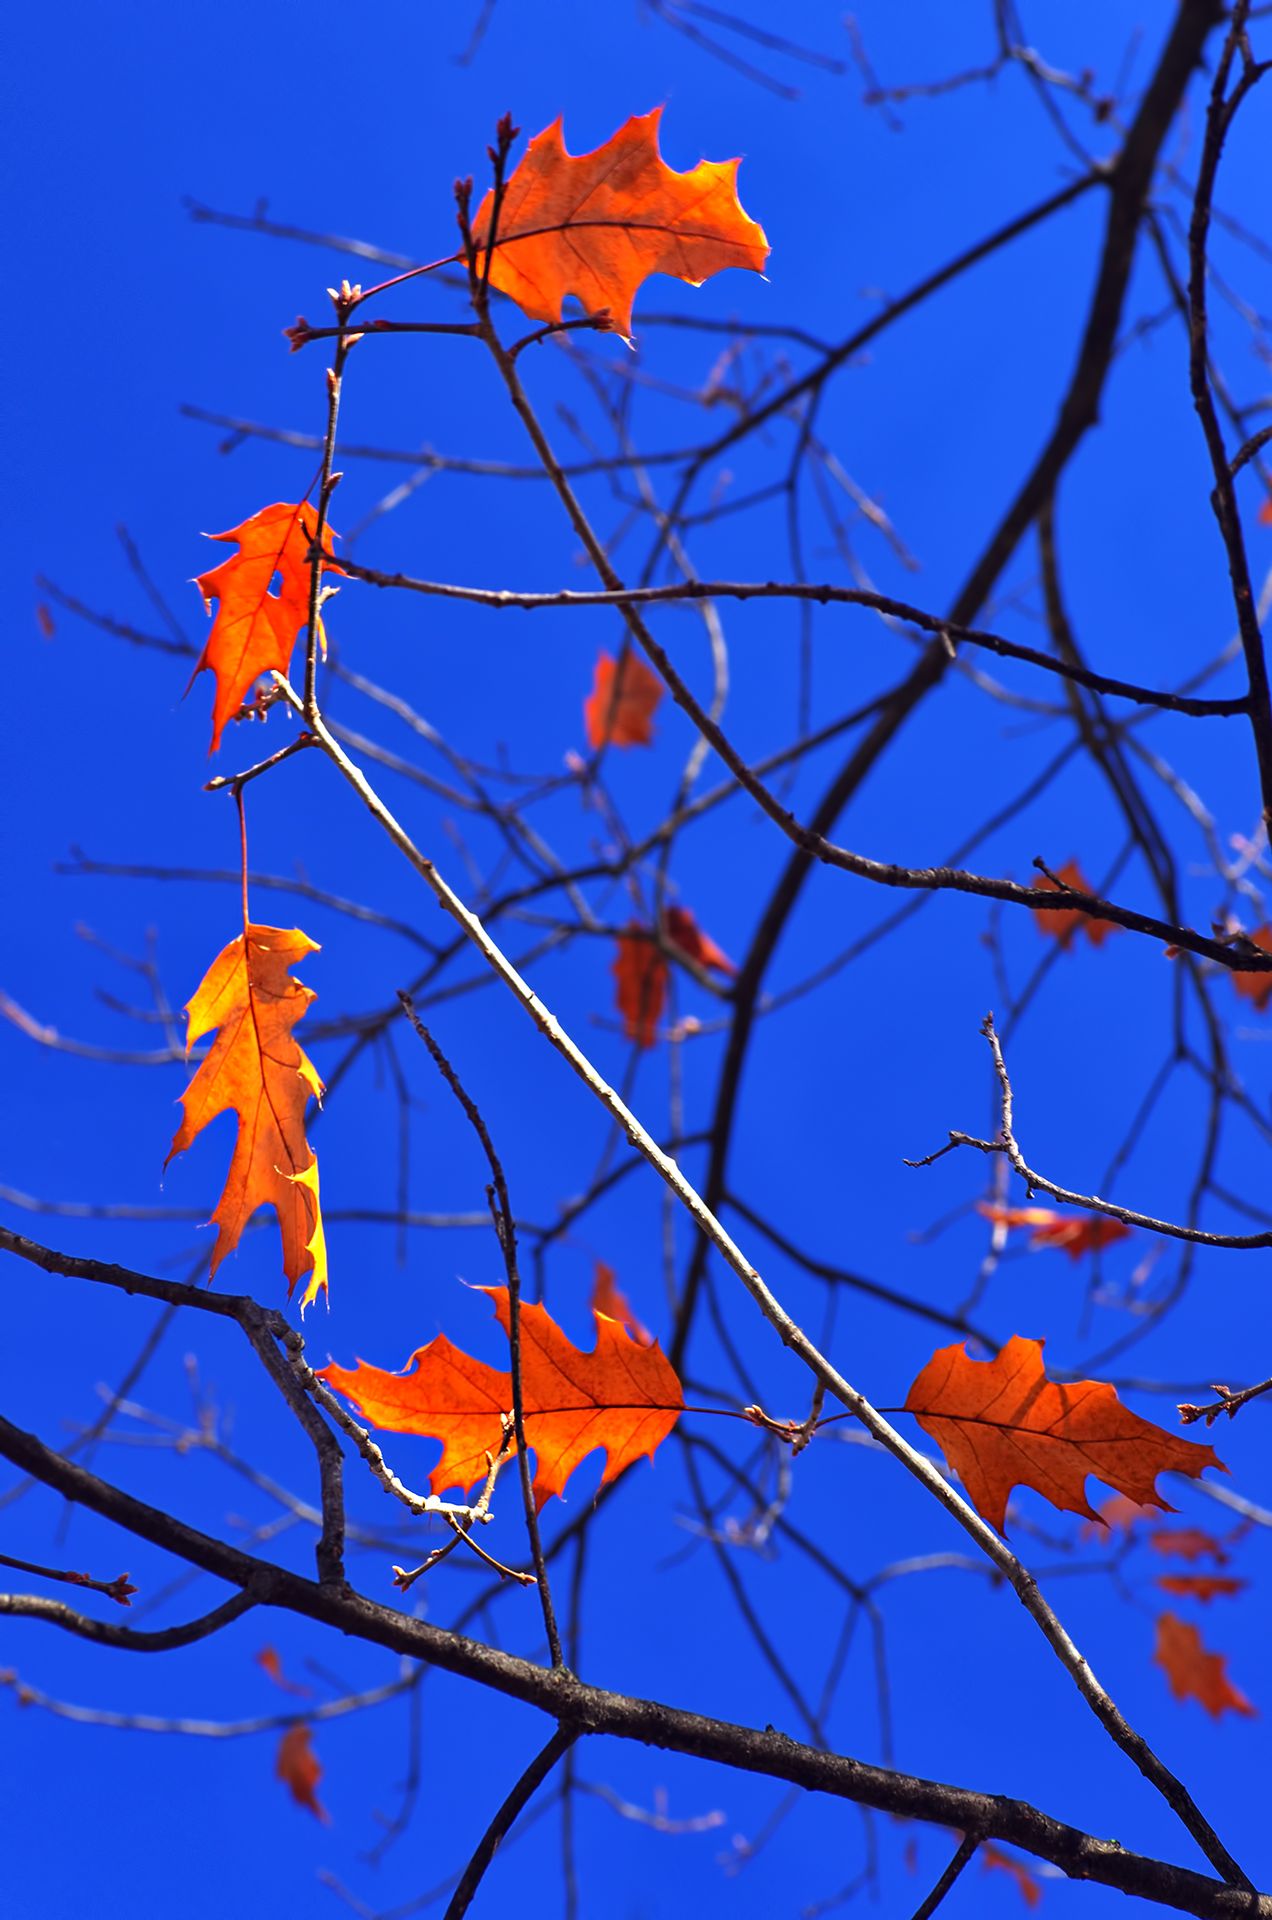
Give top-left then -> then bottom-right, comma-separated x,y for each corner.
591,1260 -> 654,1347
1229,925 -> 1272,1011
1147,1527 -> 1231,1565
977,1202 -> 1131,1260
982,1844 -> 1043,1909
190,502 -> 345,754
165,925 -> 327,1309
613,928 -> 668,1049
663,905 -> 735,976
318,1285 -> 682,1508
276,1725 -> 329,1821
1154,1613 -> 1254,1718
584,649 -> 664,749
471,109 -> 769,340
256,1646 -> 312,1697
1031,859 -> 1118,950
1155,1574 -> 1247,1603
904,1336 -> 1224,1534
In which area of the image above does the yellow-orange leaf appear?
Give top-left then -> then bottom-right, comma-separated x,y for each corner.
1155,1573 -> 1246,1603
904,1336 -> 1223,1534
472,109 -> 769,340
591,1260 -> 653,1347
1154,1613 -> 1254,1719
276,1724 -> 329,1820
166,926 -> 327,1309
613,927 -> 668,1049
318,1285 -> 682,1507
978,1202 -> 1131,1260
190,502 -> 345,753
584,649 -> 664,749
1031,859 -> 1118,950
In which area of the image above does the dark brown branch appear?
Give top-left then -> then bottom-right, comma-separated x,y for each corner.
396,996 -> 563,1667
339,563 -> 1247,719
0,1226 -> 345,1585
443,1726 -> 577,1918
909,1832 -> 981,1920
1185,7 -> 1272,829
0,1592 -> 253,1650
0,1403 -> 1264,1916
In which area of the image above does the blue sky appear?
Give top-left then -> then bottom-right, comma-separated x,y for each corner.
4,5 -> 1272,1917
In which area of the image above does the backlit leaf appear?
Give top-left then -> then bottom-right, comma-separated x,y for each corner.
1230,924 -> 1272,1012
166,925 -> 327,1309
190,502 -> 345,753
664,905 -> 735,976
1031,859 -> 1118,950
1154,1613 -> 1254,1718
904,1336 -> 1223,1534
591,1260 -> 653,1347
613,928 -> 668,1049
276,1724 -> 329,1820
978,1202 -> 1131,1261
1147,1526 -> 1231,1565
256,1646 -> 312,1696
318,1285 -> 682,1507
1155,1574 -> 1246,1603
584,649 -> 664,749
982,1844 -> 1043,1910
472,109 -> 769,340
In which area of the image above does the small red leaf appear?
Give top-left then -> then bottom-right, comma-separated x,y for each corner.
1154,1613 -> 1254,1718
1031,860 -> 1118,950
663,905 -> 735,976
276,1725 -> 329,1820
613,928 -> 668,1049
978,1203 -> 1131,1261
584,650 -> 663,749
1229,925 -> 1272,1012
1155,1573 -> 1247,1603
591,1260 -> 653,1346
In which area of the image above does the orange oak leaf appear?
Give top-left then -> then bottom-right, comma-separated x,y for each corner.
166,926 -> 327,1309
318,1285 -> 682,1507
903,1336 -> 1224,1534
472,109 -> 769,340
977,1202 -> 1131,1260
664,905 -> 736,976
613,927 -> 668,1049
1081,1493 -> 1160,1539
1154,1613 -> 1255,1718
190,502 -> 345,753
256,1646 -> 312,1696
982,1844 -> 1043,1910
1229,924 -> 1272,1011
1147,1526 -> 1230,1565
1030,859 -> 1118,950
591,1259 -> 653,1346
1156,1573 -> 1247,1603
584,649 -> 664,749
276,1724 -> 329,1820
1260,496 -> 1272,525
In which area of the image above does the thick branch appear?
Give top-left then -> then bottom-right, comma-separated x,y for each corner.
0,1408 -> 1264,1917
